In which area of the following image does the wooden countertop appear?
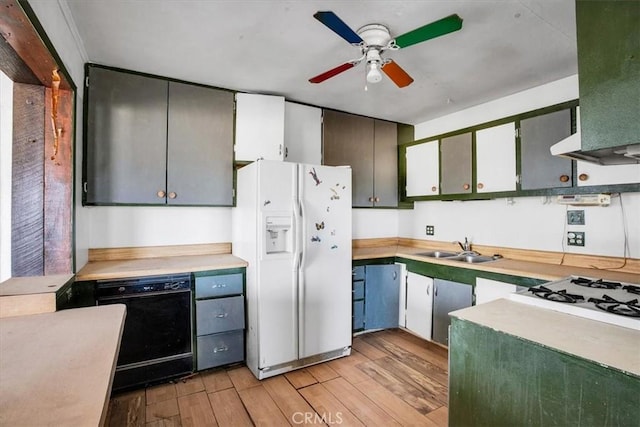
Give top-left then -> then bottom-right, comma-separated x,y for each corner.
450,299 -> 640,377
0,304 -> 126,426
354,244 -> 640,284
0,274 -> 74,318
76,254 -> 248,281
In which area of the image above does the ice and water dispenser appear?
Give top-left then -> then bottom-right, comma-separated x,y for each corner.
265,216 -> 293,254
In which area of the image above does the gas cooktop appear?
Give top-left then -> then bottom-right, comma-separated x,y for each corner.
509,276 -> 640,331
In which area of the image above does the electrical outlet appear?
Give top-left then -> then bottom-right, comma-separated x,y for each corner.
567,210 -> 585,225
425,225 -> 435,236
567,231 -> 585,246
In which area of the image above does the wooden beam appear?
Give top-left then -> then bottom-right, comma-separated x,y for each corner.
0,0 -> 71,89
11,83 -> 45,276
0,32 -> 40,84
44,87 -> 73,274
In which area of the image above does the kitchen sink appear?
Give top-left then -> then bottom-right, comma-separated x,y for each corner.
415,251 -> 458,258
449,254 -> 495,264
416,251 -> 497,264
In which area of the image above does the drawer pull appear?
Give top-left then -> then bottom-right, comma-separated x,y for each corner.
216,313 -> 229,318
212,284 -> 227,289
213,346 -> 229,353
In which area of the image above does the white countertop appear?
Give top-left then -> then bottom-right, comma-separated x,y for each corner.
451,299 -> 640,377
0,305 -> 126,426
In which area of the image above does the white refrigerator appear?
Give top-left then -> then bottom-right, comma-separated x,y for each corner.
232,160 -> 352,379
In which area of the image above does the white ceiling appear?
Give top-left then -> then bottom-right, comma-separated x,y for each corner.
64,0 -> 577,125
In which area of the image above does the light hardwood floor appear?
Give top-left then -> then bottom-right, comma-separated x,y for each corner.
106,329 -> 449,426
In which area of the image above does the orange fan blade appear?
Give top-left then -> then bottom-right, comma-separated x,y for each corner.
382,60 -> 414,88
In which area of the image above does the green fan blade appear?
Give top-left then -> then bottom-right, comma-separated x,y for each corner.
394,14 -> 463,49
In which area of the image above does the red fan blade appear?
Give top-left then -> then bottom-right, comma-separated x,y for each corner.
309,62 -> 356,83
382,60 -> 414,88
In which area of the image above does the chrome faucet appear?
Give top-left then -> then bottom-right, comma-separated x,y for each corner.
455,237 -> 473,253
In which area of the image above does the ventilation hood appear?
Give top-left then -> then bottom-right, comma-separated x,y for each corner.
550,132 -> 640,165
550,108 -> 640,165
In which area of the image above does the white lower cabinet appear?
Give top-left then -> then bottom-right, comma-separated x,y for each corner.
474,277 -> 518,305
404,271 -> 434,340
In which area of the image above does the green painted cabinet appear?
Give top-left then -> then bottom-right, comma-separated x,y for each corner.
576,0 -> 640,152
449,318 -> 640,426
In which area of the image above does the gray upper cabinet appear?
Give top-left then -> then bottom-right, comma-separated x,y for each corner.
167,82 -> 234,205
323,109 -> 398,207
520,109 -> 573,190
373,119 -> 398,207
85,66 -> 234,206
441,132 -> 472,195
85,66 -> 168,204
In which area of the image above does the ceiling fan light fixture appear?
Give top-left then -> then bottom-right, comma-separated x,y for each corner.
366,61 -> 382,83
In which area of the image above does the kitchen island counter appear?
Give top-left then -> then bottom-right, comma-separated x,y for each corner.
448,298 -> 640,426
0,304 -> 126,426
451,298 -> 639,376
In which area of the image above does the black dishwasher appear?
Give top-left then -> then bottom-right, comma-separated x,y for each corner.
96,273 -> 193,391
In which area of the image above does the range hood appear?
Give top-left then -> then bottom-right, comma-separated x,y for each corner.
550,108 -> 640,165
550,131 -> 640,165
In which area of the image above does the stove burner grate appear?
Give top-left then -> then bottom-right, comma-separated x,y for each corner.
623,284 -> 640,296
570,277 -> 621,289
587,295 -> 640,318
528,286 -> 584,303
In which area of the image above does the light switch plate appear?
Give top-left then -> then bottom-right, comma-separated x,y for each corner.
567,210 -> 585,225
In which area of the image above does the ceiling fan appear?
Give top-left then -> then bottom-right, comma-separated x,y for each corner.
309,11 -> 463,88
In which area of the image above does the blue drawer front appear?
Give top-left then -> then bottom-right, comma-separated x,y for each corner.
353,300 -> 365,331
195,273 -> 243,298
196,296 -> 245,336
197,330 -> 244,370
352,266 -> 365,281
353,281 -> 365,300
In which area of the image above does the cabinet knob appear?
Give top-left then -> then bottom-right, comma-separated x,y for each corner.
477,183 -> 484,190
368,196 -> 374,202
578,173 -> 589,182
157,190 -> 166,198
463,183 -> 470,190
431,186 -> 437,192
374,197 -> 380,203
168,192 -> 177,199
559,175 -> 570,183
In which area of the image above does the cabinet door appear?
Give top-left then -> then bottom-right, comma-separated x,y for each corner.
284,102 -> 322,164
576,161 -> 640,187
167,82 -> 234,205
373,119 -> 398,207
323,110 -> 374,207
405,272 -> 433,340
406,141 -> 439,196
476,122 -> 517,193
520,109 -> 572,190
364,265 -> 400,330
433,279 -> 472,346
441,132 -> 472,195
235,93 -> 285,161
474,278 -> 517,305
85,66 -> 168,204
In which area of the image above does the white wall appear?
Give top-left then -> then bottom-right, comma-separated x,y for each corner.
352,209 -> 398,239
0,71 -> 13,281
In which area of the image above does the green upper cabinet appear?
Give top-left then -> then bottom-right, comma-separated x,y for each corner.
576,0 -> 640,152
520,108 -> 573,190
84,65 -> 235,206
441,132 -> 472,195
323,109 -> 398,207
